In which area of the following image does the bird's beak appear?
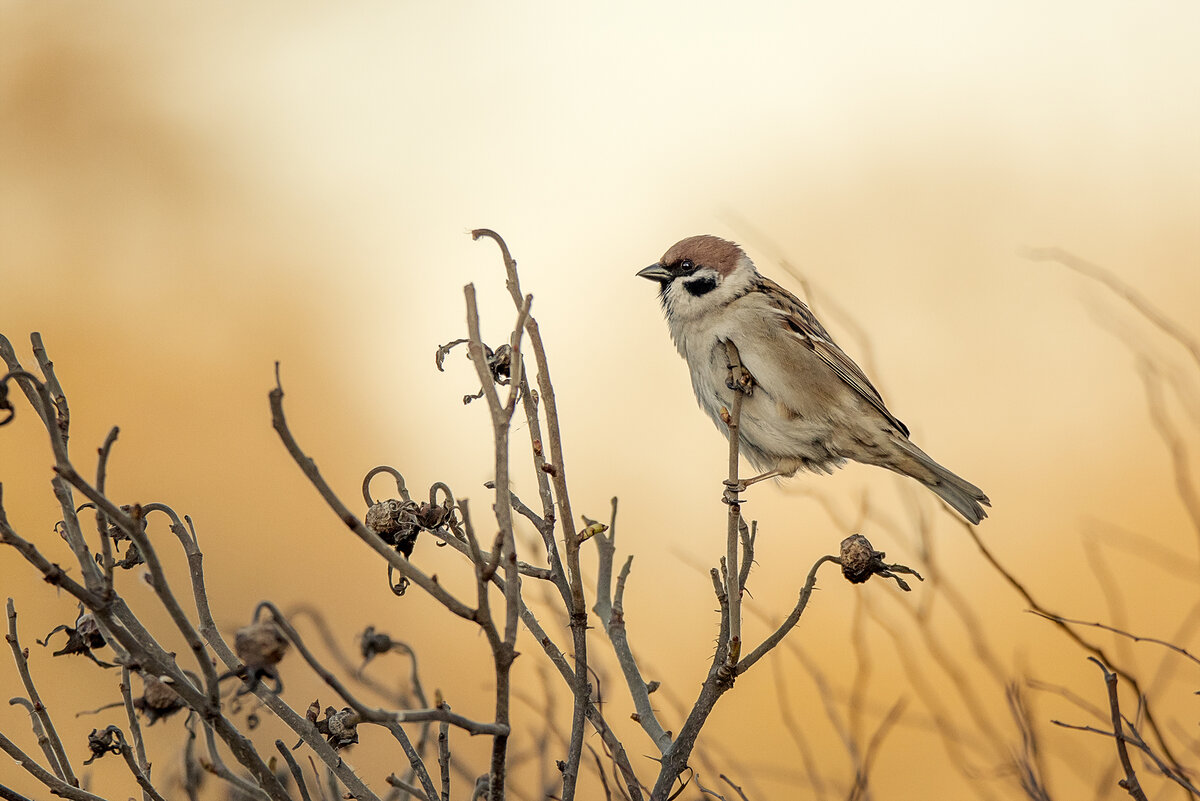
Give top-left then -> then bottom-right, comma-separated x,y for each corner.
636,263 -> 672,282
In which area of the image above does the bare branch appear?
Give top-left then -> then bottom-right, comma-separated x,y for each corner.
438,704 -> 452,801
1023,247 -> 1200,370
276,739 -> 313,801
0,485 -> 101,608
270,364 -> 476,621
0,784 -> 36,801
94,426 -> 120,585
0,345 -> 105,593
0,730 -> 106,801
592,497 -> 670,755
197,716 -> 270,801
847,698 -> 907,801
257,603 -> 462,800
54,486 -> 222,708
109,728 -> 169,801
1029,610 -> 1200,669
5,599 -> 76,787
120,668 -> 152,801
965,519 -> 1186,775
8,697 -> 65,786
737,556 -> 839,673
720,775 -> 751,801
470,228 -> 592,800
1087,658 -> 1147,801
145,503 -> 377,801
1136,357 -> 1200,551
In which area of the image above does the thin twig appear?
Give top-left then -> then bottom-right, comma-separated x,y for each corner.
200,718 -> 270,801
847,698 -> 907,801
120,668 -> 152,801
5,599 -> 76,787
965,519 -> 1185,775
470,229 -> 591,801
1088,658 -> 1147,801
0,730 -> 105,801
0,784 -> 36,801
650,550 -> 839,799
1136,357 -> 1200,554
1121,715 -> 1200,797
737,556 -> 840,673
276,739 -> 314,801
438,704 -> 452,801
7,697 -> 63,783
110,729 -> 169,801
1023,247 -> 1200,370
593,509 -> 671,754
271,368 -> 476,618
720,774 -> 751,801
1030,610 -> 1200,669
387,774 -> 429,798
147,504 -> 378,801
94,426 -> 120,586
260,602 -> 482,800
0,359 -> 105,593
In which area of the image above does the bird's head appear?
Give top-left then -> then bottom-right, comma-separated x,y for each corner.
637,235 -> 758,321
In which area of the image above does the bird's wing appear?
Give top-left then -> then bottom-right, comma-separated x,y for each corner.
756,277 -> 910,437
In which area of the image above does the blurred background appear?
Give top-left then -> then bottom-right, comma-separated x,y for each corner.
1,1 -> 1198,798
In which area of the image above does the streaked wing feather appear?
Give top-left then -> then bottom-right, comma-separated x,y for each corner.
758,277 -> 911,437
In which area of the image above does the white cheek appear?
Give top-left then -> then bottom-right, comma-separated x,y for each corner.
665,264 -> 755,322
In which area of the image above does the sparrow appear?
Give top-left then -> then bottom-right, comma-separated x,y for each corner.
637,235 -> 990,524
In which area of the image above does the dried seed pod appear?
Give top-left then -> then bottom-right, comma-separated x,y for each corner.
39,608 -> 114,667
359,626 -> 394,663
838,534 -> 923,591
237,620 -> 288,668
113,540 -> 145,569
74,613 -> 105,649
366,499 -> 420,557
106,504 -> 147,543
317,706 -> 359,749
83,726 -> 122,765
234,619 -> 289,693
487,343 -> 512,383
134,674 -> 186,724
365,499 -> 408,537
839,534 -> 877,583
414,501 -> 449,530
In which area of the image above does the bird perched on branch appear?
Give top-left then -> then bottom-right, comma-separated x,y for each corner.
637,235 -> 990,524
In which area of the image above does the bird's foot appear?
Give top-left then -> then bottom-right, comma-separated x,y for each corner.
722,478 -> 746,505
725,365 -> 754,396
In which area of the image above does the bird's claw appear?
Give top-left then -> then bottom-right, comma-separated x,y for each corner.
725,366 -> 754,395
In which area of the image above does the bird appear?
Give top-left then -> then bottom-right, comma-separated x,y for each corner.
637,234 -> 990,524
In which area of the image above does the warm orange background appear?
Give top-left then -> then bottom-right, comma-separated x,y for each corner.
2,2 -> 1198,799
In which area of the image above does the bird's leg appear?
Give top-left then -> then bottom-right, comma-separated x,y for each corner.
722,469 -> 785,494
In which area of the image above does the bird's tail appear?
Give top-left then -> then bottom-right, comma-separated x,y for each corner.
887,436 -> 991,525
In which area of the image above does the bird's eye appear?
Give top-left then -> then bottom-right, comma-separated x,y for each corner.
678,259 -> 694,273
